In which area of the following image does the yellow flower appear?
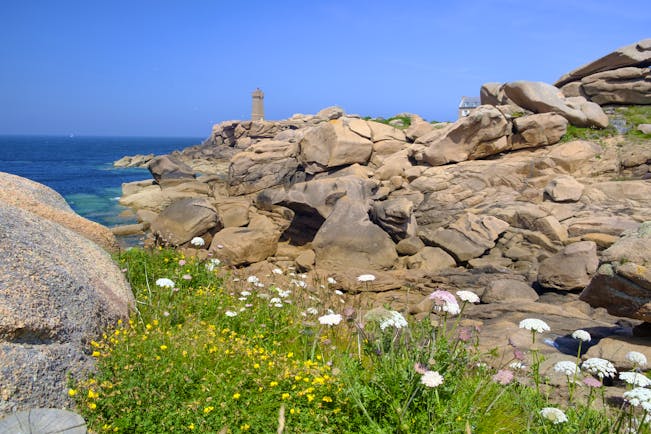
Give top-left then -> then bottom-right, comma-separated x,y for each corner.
92,351 -> 101,357
253,363 -> 260,369
322,396 -> 333,403
117,319 -> 123,325
145,324 -> 152,330
90,340 -> 100,348
233,393 -> 241,400
188,423 -> 195,430
160,345 -> 168,351
88,402 -> 97,410
287,352 -> 294,358
203,406 -> 214,414
153,319 -> 159,326
307,394 -> 315,402
67,389 -> 77,397
182,350 -> 188,357
87,389 -> 99,399
240,424 -> 250,431
270,381 -> 278,387
281,393 -> 290,400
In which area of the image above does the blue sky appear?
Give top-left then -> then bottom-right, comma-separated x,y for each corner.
1,1 -> 649,137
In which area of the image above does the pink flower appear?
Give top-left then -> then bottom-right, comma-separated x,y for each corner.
182,274 -> 192,280
458,327 -> 473,342
178,260 -> 186,266
429,290 -> 460,315
492,369 -> 514,385
582,377 -> 602,388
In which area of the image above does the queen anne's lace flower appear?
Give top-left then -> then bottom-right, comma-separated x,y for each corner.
508,361 -> 526,371
357,274 -> 376,282
492,369 -> 514,385
582,358 -> 617,379
456,290 -> 480,304
205,258 -> 220,271
554,361 -> 580,377
571,329 -> 591,342
518,318 -> 550,333
421,371 -> 443,388
190,237 -> 205,247
627,351 -> 648,368
379,311 -> 408,331
225,310 -> 237,317
429,290 -> 461,315
318,313 -> 342,326
155,278 -> 175,288
540,407 -> 568,424
620,372 -> 651,387
272,268 -> 283,275
246,275 -> 259,284
624,387 -> 651,412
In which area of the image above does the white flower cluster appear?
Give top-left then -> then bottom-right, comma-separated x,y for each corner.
624,387 -> 651,412
190,237 -> 205,247
539,407 -> 567,424
379,311 -> 408,331
571,329 -> 591,342
627,351 -> 648,368
420,371 -> 443,388
205,258 -> 220,271
318,313 -> 342,326
582,358 -> 617,379
553,360 -> 580,377
357,274 -> 376,282
518,318 -> 550,333
155,278 -> 175,288
619,372 -> 651,387
456,290 -> 480,304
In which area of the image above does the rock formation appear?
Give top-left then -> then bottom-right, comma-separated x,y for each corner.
0,173 -> 134,415
115,40 -> 651,365
555,39 -> 651,105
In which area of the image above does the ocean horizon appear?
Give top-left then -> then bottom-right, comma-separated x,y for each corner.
0,134 -> 203,227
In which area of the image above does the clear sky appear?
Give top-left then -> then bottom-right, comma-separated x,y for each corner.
1,1 -> 649,137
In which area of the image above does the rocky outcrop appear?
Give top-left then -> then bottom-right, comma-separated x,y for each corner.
555,39 -> 651,87
502,81 -> 608,128
537,241 -> 599,291
0,175 -> 134,415
148,155 -> 196,184
150,197 -> 219,246
556,39 -> 651,106
0,172 -> 119,252
113,153 -> 154,168
580,222 -> 651,321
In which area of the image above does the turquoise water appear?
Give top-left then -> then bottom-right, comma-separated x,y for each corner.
0,135 -> 202,227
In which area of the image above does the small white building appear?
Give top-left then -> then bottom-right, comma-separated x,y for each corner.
458,96 -> 480,118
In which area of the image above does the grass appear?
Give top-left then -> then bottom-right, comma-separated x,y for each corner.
561,105 -> 651,143
70,248 -> 650,433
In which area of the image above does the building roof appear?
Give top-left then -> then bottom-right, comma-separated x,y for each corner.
459,96 -> 480,109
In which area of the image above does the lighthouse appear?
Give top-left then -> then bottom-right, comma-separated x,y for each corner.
251,88 -> 264,121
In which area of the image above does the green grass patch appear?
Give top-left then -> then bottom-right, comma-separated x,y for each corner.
363,115 -> 412,129
70,248 -> 645,433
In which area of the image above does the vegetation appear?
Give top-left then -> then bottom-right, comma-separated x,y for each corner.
561,105 -> 651,142
364,115 -> 412,129
71,248 -> 649,433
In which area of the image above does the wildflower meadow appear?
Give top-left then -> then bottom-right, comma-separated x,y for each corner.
70,248 -> 651,433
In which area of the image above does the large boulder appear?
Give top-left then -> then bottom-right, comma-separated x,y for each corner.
544,175 -> 584,202
580,67 -> 651,105
148,155 -> 196,183
420,213 -> 509,262
415,105 -> 510,166
312,195 -> 398,271
511,113 -> 568,150
537,241 -> 598,291
0,200 -> 133,415
209,226 -> 280,266
555,38 -> 651,87
150,197 -> 219,246
228,140 -> 300,195
371,197 -> 417,241
299,119 -> 373,174
502,81 -> 607,128
581,222 -> 651,321
0,172 -> 118,252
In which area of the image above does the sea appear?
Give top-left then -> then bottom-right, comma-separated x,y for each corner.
0,135 -> 203,227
